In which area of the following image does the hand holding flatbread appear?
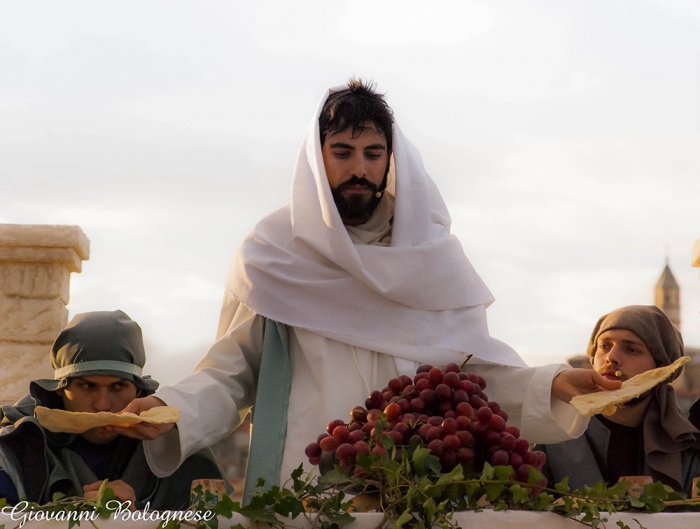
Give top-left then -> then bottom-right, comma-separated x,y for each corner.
35,405 -> 180,434
570,356 -> 689,417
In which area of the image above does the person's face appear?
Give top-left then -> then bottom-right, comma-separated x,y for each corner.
60,375 -> 138,445
592,329 -> 658,381
321,122 -> 389,226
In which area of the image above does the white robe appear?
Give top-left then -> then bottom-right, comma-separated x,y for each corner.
144,291 -> 587,480
142,85 -> 589,479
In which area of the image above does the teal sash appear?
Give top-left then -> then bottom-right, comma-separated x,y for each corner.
242,319 -> 291,504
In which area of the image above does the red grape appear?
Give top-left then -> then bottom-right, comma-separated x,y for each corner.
455,402 -> 475,420
336,443 -> 355,461
368,390 -> 384,409
444,372 -> 460,388
509,452 -> 523,469
319,436 -> 339,452
429,367 -> 444,386
443,434 -> 460,451
327,419 -> 345,435
441,418 -> 458,436
514,438 -> 530,455
505,425 -> 520,439
445,363 -> 460,373
499,432 -> 516,452
427,439 -> 445,456
457,447 -> 474,464
491,449 -> 510,467
350,406 -> 367,422
354,440 -> 370,455
456,430 -> 474,447
388,378 -> 404,394
410,397 -> 426,413
476,406 -> 493,424
459,379 -> 475,394
349,429 -> 365,443
305,442 -> 322,459
384,402 -> 401,421
488,414 -> 506,432
332,425 -> 350,444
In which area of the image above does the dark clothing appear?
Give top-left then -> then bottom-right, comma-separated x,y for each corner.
537,415 -> 700,497
0,394 -> 228,510
597,415 -> 643,485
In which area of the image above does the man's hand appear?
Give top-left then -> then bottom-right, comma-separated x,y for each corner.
551,368 -> 622,403
105,396 -> 175,441
83,480 -> 136,508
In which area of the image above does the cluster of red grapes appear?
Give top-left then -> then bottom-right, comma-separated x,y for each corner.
304,362 -> 547,486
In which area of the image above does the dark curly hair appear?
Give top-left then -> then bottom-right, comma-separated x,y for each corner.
319,79 -> 394,153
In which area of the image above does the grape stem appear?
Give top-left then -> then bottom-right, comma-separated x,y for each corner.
460,354 -> 473,369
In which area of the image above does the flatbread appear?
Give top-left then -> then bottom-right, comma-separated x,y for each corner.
570,356 -> 690,417
35,406 -> 180,434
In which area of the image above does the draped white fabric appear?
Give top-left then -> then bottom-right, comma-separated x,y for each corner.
227,86 -> 526,368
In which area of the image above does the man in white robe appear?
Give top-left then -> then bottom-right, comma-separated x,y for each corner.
116,80 -> 619,486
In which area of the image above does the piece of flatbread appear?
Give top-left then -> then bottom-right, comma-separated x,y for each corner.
570,356 -> 690,417
35,406 -> 180,434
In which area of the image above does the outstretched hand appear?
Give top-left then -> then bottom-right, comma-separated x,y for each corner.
551,368 -> 622,403
105,396 -> 175,441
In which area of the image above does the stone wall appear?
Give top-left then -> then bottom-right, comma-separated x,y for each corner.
0,224 -> 89,405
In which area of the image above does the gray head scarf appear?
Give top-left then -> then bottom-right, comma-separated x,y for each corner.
587,305 -> 698,491
32,310 -> 159,394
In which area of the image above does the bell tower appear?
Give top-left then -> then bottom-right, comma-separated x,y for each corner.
654,259 -> 681,331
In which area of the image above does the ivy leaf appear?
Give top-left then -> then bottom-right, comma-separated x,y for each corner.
483,482 -> 505,502
436,464 -> 463,485
394,510 -> 414,529
480,462 -> 495,481
555,476 -> 570,493
493,465 -> 513,482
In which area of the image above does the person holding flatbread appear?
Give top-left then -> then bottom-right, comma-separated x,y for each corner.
537,305 -> 700,496
114,80 -> 621,501
0,310 -> 227,508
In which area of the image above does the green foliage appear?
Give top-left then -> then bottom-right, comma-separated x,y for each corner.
3,459 -> 700,529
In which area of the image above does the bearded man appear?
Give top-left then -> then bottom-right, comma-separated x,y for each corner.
117,80 -> 618,499
538,305 -> 700,496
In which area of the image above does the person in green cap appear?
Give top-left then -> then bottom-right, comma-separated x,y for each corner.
537,305 -> 700,496
0,310 -> 227,509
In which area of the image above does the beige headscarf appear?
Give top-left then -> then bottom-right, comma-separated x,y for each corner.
587,305 -> 699,490
226,85 -> 526,368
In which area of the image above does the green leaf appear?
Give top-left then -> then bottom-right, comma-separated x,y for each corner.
628,496 -> 645,508
436,464 -> 463,485
483,482 -> 505,502
394,510 -> 414,529
493,465 -> 513,482
554,476 -> 570,493
480,462 -> 495,481
528,466 -> 544,485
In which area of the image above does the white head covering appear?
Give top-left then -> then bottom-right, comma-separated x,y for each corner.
227,85 -> 526,368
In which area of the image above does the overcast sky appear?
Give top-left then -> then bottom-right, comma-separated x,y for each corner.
2,0 -> 699,385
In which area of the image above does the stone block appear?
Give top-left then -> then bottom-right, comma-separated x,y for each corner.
0,343 -> 53,405
0,247 -> 84,273
0,297 -> 67,343
2,263 -> 70,303
0,224 -> 89,261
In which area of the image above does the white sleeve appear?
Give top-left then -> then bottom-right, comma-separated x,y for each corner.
144,291 -> 264,477
472,363 -> 589,444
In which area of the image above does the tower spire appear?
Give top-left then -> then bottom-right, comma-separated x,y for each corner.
654,260 -> 680,331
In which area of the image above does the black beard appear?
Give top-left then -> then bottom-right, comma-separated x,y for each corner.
331,175 -> 383,226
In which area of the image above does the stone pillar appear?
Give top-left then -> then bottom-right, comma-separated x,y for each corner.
0,224 -> 90,404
